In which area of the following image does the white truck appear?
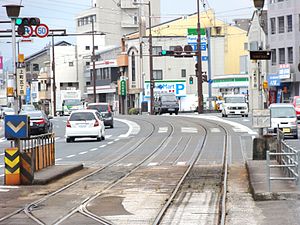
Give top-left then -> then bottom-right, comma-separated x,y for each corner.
221,94 -> 248,117
56,90 -> 84,116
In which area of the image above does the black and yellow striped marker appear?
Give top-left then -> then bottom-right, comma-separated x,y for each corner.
20,152 -> 34,184
4,148 -> 20,185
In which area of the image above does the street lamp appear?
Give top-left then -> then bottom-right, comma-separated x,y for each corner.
253,0 -> 265,10
2,4 -> 23,114
133,1 -> 154,115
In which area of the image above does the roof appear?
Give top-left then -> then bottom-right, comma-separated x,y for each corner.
269,103 -> 294,108
25,41 -> 72,62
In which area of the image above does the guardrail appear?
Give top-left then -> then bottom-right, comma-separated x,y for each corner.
266,130 -> 300,191
10,133 -> 55,184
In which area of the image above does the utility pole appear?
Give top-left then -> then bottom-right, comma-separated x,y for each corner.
148,1 -> 154,115
51,33 -> 56,116
196,0 -> 203,114
92,18 -> 97,103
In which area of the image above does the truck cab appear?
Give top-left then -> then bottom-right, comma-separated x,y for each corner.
221,94 -> 248,117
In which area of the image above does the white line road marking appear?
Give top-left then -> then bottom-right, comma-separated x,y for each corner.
158,127 -> 168,133
233,128 -> 246,133
181,127 -> 198,133
0,174 -> 4,177
0,153 -> 4,156
90,148 -> 98,151
107,141 -> 114,145
125,163 -> 133,167
210,128 -> 221,133
116,118 -> 140,137
55,137 -> 60,141
0,185 -> 19,189
66,155 -> 75,158
0,165 -> 4,168
55,158 -> 62,162
105,135 -> 112,139
114,139 -> 120,142
99,145 -> 106,148
243,119 -> 250,122
177,162 -> 186,166
0,138 -> 6,143
0,189 -> 9,192
79,151 -> 88,155
147,162 -> 158,166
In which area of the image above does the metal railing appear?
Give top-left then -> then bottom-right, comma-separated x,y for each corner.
266,130 -> 300,191
16,133 -> 55,172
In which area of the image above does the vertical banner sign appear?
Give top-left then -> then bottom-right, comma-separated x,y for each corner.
120,80 -> 126,96
0,56 -> 3,70
17,68 -> 26,96
26,86 -> 31,104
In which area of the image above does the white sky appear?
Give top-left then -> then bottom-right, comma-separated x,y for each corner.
0,0 -> 256,70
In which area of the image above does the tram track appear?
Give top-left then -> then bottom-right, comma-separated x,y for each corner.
0,118 -> 175,225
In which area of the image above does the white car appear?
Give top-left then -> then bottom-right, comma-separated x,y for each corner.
65,110 -> 105,142
221,94 -> 248,117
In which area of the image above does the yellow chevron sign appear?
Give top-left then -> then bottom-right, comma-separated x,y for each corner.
7,121 -> 26,133
5,148 -> 20,185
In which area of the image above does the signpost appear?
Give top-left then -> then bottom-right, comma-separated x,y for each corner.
5,115 -> 29,139
16,67 -> 26,96
250,50 -> 271,60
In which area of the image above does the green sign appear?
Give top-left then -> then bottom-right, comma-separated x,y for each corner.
120,80 -> 126,96
188,28 -> 206,36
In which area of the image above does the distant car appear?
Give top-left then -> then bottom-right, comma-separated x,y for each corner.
268,103 -> 298,139
20,110 -> 53,135
154,93 -> 179,115
1,107 -> 15,118
21,104 -> 36,112
65,110 -> 105,142
86,103 -> 114,128
221,94 -> 248,117
292,96 -> 300,119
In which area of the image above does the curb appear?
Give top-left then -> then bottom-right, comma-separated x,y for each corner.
33,164 -> 84,185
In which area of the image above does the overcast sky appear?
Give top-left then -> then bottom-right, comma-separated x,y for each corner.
0,0 -> 255,70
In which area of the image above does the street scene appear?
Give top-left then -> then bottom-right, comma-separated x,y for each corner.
0,0 -> 300,224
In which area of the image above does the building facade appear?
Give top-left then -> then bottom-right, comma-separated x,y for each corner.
268,0 -> 300,101
122,10 -> 249,112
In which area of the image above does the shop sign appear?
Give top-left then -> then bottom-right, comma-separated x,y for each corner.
267,74 -> 281,87
278,64 -> 290,79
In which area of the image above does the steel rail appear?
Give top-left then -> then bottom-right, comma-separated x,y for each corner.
152,122 -> 208,225
57,118 -> 176,224
0,119 -> 156,224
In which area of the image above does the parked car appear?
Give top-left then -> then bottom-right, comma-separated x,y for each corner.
221,94 -> 248,117
86,103 -> 114,128
65,110 -> 105,142
154,93 -> 179,115
268,103 -> 298,139
21,104 -> 36,112
292,96 -> 300,119
20,110 -> 53,135
1,107 -> 15,118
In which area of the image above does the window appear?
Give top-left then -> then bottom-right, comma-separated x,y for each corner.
277,0 -> 284,2
271,49 -> 277,65
270,18 -> 276,34
69,62 -> 74,67
278,16 -> 284,33
131,52 -> 136,82
244,43 -> 248,51
94,46 -> 98,50
86,62 -> 90,66
287,47 -> 293,64
287,15 -> 292,32
279,48 -> 285,64
181,69 -> 186,78
32,64 -> 39,71
85,46 -> 90,50
133,16 -> 138,25
152,46 -> 162,55
153,70 -> 163,80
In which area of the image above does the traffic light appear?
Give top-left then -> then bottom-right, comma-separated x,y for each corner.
15,17 -> 40,26
189,77 -> 193,85
174,45 -> 194,57
159,50 -> 174,56
15,17 -> 40,35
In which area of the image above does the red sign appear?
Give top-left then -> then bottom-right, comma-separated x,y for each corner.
35,24 -> 49,38
0,56 -> 3,70
21,26 -> 33,38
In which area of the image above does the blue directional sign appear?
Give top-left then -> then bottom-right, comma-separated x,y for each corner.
5,115 -> 29,139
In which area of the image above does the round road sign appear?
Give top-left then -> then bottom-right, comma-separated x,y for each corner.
35,24 -> 49,38
21,26 -> 33,38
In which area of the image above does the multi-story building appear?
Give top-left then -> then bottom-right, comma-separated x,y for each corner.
268,0 -> 300,101
120,10 -> 249,112
75,0 -> 161,104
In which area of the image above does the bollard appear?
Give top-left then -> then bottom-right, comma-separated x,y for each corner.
4,148 -> 20,185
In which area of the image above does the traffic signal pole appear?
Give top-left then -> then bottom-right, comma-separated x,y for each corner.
196,0 -> 203,114
148,1 -> 154,115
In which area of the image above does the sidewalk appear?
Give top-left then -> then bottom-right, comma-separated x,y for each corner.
246,160 -> 300,200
